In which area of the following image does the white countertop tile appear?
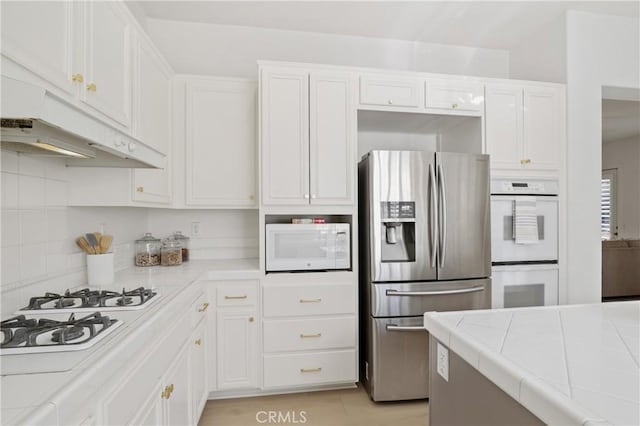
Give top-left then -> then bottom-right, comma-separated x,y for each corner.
424,301 -> 640,426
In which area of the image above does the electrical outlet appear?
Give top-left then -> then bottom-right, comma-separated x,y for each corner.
437,342 -> 449,382
191,222 -> 201,236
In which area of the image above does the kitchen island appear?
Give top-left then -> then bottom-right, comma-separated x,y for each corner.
424,302 -> 639,425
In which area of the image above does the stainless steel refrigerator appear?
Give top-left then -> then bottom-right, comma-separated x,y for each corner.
358,150 -> 491,402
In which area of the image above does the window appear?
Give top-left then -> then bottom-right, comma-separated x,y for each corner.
601,169 -> 618,240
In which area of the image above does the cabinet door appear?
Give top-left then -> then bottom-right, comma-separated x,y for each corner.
190,321 -> 208,423
309,72 -> 355,205
485,84 -> 523,170
135,36 -> 171,155
165,346 -> 191,426
81,1 -> 132,127
523,86 -> 561,171
217,309 -> 258,389
426,79 -> 484,112
359,74 -> 421,108
129,383 -> 164,426
185,79 -> 257,207
133,158 -> 171,205
0,1 -> 76,95
261,68 -> 310,205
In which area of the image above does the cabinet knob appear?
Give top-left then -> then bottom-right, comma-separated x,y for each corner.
72,73 -> 84,83
311,194 -> 317,199
521,159 -> 532,165
86,83 -> 97,92
452,103 -> 459,109
249,316 -> 254,322
249,195 -> 254,201
136,186 -> 144,193
195,338 -> 202,346
198,302 -> 210,312
304,194 -> 310,199
388,99 -> 393,105
161,386 -> 169,399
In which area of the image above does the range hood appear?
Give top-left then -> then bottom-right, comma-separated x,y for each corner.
1,76 -> 164,168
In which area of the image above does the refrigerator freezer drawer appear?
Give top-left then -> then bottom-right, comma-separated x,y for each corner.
369,316 -> 429,401
371,279 -> 491,317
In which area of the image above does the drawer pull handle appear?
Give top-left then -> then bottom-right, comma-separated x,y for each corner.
300,333 -> 322,338
198,302 -> 210,312
195,338 -> 202,346
386,324 -> 425,332
225,295 -> 248,300
300,367 -> 322,373
299,298 -> 322,303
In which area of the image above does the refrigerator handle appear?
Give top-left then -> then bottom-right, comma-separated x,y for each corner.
437,163 -> 447,268
429,163 -> 438,268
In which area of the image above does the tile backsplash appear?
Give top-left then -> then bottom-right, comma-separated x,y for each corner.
1,150 -> 259,317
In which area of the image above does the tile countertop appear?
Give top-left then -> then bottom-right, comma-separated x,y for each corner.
1,258 -> 260,425
424,302 -> 640,426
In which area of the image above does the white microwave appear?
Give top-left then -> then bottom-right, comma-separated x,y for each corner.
265,223 -> 351,272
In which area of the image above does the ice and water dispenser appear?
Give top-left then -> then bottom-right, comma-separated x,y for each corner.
380,201 -> 416,263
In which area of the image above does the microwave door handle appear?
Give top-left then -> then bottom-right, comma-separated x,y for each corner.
429,163 -> 437,268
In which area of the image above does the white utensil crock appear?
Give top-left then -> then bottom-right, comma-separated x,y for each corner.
87,253 -> 114,288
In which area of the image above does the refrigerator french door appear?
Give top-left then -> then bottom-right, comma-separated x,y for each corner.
359,150 -> 491,402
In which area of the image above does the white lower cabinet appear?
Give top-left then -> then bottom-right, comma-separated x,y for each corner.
130,384 -> 164,426
205,280 -> 259,394
164,345 -> 191,426
190,320 -> 208,424
261,275 -> 357,390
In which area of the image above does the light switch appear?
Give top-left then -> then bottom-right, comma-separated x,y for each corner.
437,342 -> 449,382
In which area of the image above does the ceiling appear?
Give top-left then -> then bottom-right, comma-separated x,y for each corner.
602,99 -> 640,144
131,1 -> 639,50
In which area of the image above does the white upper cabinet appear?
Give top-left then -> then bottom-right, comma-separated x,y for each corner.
523,86 -> 562,171
261,66 -> 355,206
309,71 -> 355,205
425,78 -> 484,112
79,1 -> 133,128
261,67 -> 310,205
185,78 -> 257,207
0,1 -> 76,95
485,84 -> 524,170
359,74 -> 421,108
135,34 -> 172,155
485,83 -> 562,173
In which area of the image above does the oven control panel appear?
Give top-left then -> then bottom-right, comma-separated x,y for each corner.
490,179 -> 558,195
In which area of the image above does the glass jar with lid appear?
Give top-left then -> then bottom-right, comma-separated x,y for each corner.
161,238 -> 183,266
172,231 -> 190,262
135,233 -> 161,267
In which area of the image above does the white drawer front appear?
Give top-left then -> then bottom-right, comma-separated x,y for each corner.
263,282 -> 356,317
216,281 -> 258,307
359,75 -> 421,108
263,317 -> 356,353
426,79 -> 484,111
263,350 -> 356,388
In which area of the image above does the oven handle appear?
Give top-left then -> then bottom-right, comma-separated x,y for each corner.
386,324 -> 426,332
385,286 -> 485,297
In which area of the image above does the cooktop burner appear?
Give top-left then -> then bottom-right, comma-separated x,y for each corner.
0,312 -> 122,354
20,287 -> 158,313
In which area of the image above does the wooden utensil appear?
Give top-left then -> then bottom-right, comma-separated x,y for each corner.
99,235 -> 113,254
76,237 -> 94,254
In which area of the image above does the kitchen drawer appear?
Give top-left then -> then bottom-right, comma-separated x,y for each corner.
263,350 -> 356,388
262,282 -> 356,317
263,316 -> 356,353
425,78 -> 484,112
190,292 -> 209,327
359,75 -> 421,108
216,281 -> 258,307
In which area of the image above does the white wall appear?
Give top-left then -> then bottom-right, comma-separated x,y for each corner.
602,136 -> 640,239
145,18 -> 510,78
147,209 -> 258,260
509,15 -> 566,83
565,11 -> 640,303
0,151 -> 148,315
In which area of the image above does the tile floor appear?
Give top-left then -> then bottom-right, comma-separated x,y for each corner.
199,384 -> 428,426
